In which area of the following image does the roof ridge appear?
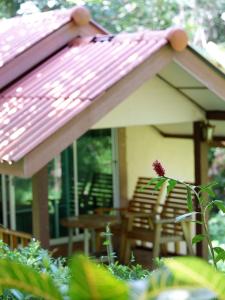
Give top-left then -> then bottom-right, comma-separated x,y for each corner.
112,27 -> 188,51
70,27 -> 188,52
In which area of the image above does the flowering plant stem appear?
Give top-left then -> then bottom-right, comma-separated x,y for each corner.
152,160 -> 225,270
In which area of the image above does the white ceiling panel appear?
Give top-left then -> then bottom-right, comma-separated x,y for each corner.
159,62 -> 204,88
181,89 -> 225,111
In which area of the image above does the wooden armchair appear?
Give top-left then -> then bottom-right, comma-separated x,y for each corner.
94,177 -> 165,255
0,227 -> 32,249
121,180 -> 194,264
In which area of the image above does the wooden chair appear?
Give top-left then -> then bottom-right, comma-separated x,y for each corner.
95,177 -> 165,255
0,227 -> 32,249
121,179 -> 194,264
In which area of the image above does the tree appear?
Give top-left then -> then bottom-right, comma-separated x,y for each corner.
0,0 -> 225,48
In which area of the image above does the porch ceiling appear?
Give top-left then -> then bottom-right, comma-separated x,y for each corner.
158,59 -> 225,111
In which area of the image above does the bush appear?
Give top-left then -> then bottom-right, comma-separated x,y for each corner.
0,240 -> 69,299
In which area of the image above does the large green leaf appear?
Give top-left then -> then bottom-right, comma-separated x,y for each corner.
154,178 -> 167,191
167,179 -> 177,194
213,200 -> 225,213
69,255 -> 129,300
165,257 -> 225,300
192,234 -> 205,244
138,178 -> 159,192
0,259 -> 62,300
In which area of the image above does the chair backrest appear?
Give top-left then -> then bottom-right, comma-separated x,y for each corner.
128,177 -> 165,229
161,181 -> 194,236
127,177 -> 193,233
0,227 -> 32,249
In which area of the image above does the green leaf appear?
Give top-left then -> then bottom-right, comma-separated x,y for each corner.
167,179 -> 177,194
214,247 -> 225,263
0,259 -> 62,300
213,200 -> 225,213
186,187 -> 193,212
214,247 -> 225,255
164,257 -> 225,300
204,187 -> 216,197
175,212 -> 198,223
200,182 -> 218,190
154,178 -> 167,191
69,255 -> 128,300
138,177 -> 159,192
192,234 -> 205,244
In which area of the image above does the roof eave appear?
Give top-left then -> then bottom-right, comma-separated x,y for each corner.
174,47 -> 225,104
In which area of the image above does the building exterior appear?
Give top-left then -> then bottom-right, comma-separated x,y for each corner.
0,6 -> 224,256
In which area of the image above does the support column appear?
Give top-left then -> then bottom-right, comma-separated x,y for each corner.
193,121 -> 209,259
32,166 -> 49,248
118,128 -> 128,208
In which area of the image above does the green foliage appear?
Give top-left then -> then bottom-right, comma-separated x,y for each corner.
77,129 -> 112,180
0,240 -> 70,299
69,255 -> 129,300
0,259 -> 62,300
164,257 -> 225,299
1,0 -> 225,50
209,212 -> 225,244
192,234 -> 205,244
149,172 -> 224,269
0,246 -> 225,300
108,262 -> 151,281
209,148 -> 225,203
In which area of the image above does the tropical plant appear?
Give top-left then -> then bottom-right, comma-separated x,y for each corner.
0,254 -> 225,299
150,160 -> 225,270
0,240 -> 69,299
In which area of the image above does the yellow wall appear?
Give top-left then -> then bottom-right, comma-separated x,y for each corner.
94,76 -> 204,129
126,125 -> 194,199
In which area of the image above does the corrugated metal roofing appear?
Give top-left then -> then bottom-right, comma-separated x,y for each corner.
0,9 -> 71,67
0,31 -> 169,163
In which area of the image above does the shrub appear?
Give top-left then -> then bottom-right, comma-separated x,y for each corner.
0,240 -> 69,299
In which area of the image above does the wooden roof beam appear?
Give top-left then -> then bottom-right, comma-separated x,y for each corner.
206,111 -> 225,120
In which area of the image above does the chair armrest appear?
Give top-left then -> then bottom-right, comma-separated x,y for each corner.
155,217 -> 192,224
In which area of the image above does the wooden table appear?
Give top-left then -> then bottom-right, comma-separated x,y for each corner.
61,214 -> 120,256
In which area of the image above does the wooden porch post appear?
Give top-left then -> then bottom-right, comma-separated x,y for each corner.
193,121 -> 209,259
118,128 -> 128,207
32,166 -> 50,248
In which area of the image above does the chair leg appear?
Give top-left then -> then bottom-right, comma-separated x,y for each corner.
123,239 -> 131,265
153,223 -> 162,261
181,222 -> 194,255
175,242 -> 180,254
161,243 -> 167,256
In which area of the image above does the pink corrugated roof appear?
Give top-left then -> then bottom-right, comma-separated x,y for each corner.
0,9 -> 71,67
0,29 -> 184,163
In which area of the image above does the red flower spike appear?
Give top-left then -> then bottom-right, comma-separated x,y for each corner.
152,160 -> 165,177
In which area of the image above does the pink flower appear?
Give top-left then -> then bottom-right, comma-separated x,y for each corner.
152,160 -> 165,177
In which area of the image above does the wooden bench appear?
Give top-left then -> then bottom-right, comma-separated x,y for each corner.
121,177 -> 194,263
0,227 -> 32,249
